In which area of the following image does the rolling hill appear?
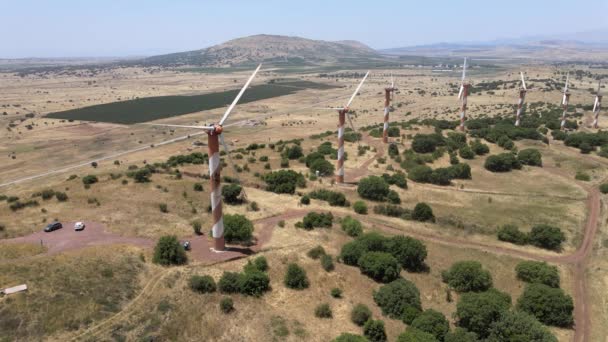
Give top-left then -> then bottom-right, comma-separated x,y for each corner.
141,34 -> 382,67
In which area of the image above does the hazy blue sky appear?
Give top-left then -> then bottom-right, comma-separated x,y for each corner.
2,0 -> 607,58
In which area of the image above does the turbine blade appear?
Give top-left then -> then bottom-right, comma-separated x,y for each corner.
564,72 -> 569,93
391,73 -> 394,89
219,64 -> 262,126
597,80 -> 602,95
521,72 -> 527,90
462,57 -> 467,81
346,71 -> 370,108
458,85 -> 464,99
593,97 -> 599,112
145,123 -> 214,130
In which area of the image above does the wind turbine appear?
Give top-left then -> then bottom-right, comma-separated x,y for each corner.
457,57 -> 470,131
592,80 -> 603,129
383,74 -> 398,143
317,71 -> 369,183
148,64 -> 261,252
515,72 -> 528,127
560,72 -> 571,130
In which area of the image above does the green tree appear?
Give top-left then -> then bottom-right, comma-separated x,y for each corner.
189,275 -> 216,293
237,270 -> 270,297
262,170 -> 305,194
455,288 -> 511,338
153,235 -> 187,266
222,184 -> 243,204
518,148 -> 543,166
444,328 -> 478,342
528,224 -> 565,251
223,214 -> 254,244
340,240 -> 368,266
442,261 -> 493,292
386,235 -> 427,272
363,319 -> 387,342
284,263 -> 309,289
497,224 -> 528,245
358,252 -> 401,283
484,153 -> 522,172
517,283 -> 573,327
351,303 -> 372,326
353,200 -> 368,214
459,145 -> 475,159
373,278 -> 421,318
397,328 -> 438,342
309,157 -> 335,176
515,261 -> 560,287
412,202 -> 435,222
487,310 -> 557,342
410,309 -> 449,341
357,176 -> 390,201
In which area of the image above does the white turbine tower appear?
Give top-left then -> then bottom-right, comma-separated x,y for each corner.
458,57 -> 470,131
515,72 -> 528,127
592,80 -> 603,129
148,64 -> 261,252
560,72 -> 571,130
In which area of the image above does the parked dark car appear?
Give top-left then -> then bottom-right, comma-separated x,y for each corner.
44,222 -> 62,232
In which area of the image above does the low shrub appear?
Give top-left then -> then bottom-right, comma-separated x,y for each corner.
353,201 -> 368,214
528,224 -> 566,251
315,303 -> 333,318
307,245 -> 326,259
284,263 -> 309,289
341,216 -> 363,237
351,303 -> 372,326
189,275 -> 216,293
220,297 -> 234,313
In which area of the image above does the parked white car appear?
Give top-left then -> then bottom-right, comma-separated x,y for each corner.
74,222 -> 85,231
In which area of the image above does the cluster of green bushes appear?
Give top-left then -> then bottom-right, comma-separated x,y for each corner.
412,133 -> 446,153
515,261 -> 560,288
484,153 -> 522,172
8,199 -> 39,211
305,151 -> 335,176
166,152 -> 206,166
262,170 -> 306,194
381,172 -> 407,189
284,263 -> 309,289
295,212 -> 333,230
373,202 -> 435,223
497,224 -> 566,251
32,189 -> 68,202
357,176 -> 401,204
307,189 -> 348,206
218,256 -> 271,297
306,246 -> 335,272
408,163 -> 471,185
564,131 -> 608,153
340,232 -> 428,275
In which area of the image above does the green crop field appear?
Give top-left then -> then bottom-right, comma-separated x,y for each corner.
45,80 -> 338,124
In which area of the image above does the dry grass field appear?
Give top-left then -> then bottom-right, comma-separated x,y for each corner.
1,62 -> 608,341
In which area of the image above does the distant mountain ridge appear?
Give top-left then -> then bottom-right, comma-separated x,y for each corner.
142,34 -> 380,67
380,29 -> 608,62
